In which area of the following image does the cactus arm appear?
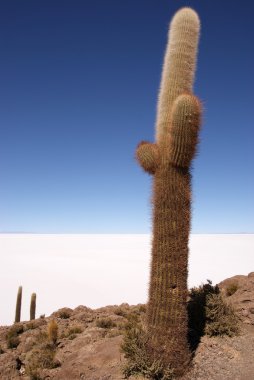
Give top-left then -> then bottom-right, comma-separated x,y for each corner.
136,141 -> 160,175
155,8 -> 200,144
169,94 -> 201,167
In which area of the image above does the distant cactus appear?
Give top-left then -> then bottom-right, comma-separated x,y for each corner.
30,293 -> 36,320
136,7 -> 202,376
48,319 -> 58,345
15,286 -> 22,323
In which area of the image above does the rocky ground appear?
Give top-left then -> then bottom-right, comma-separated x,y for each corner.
0,272 -> 254,380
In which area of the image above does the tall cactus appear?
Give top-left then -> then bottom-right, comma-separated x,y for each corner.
30,293 -> 36,320
136,8 -> 202,375
15,286 -> 22,323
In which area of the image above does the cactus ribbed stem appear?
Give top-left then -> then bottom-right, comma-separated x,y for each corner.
136,7 -> 202,376
30,293 -> 36,320
15,286 -> 22,323
147,166 -> 191,371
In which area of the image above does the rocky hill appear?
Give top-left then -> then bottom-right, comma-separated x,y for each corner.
0,273 -> 254,380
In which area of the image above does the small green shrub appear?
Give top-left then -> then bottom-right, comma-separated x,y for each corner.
205,293 -> 239,337
96,317 -> 116,329
225,282 -> 239,297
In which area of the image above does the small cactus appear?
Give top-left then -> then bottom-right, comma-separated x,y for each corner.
15,286 -> 22,323
48,319 -> 58,345
30,293 -> 36,320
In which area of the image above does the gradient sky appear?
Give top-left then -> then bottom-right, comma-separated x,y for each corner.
0,0 -> 253,233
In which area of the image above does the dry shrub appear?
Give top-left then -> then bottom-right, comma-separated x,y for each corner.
107,329 -> 123,338
122,283 -> 239,379
63,325 -> 83,340
26,344 -> 56,369
188,280 -> 239,348
114,307 -> 128,317
187,280 -> 219,349
25,330 -> 60,379
7,335 -> 20,349
26,343 -> 60,379
28,372 -> 42,380
68,326 -> 83,334
225,281 -> 239,297
121,315 -> 174,380
24,322 -> 36,331
138,304 -> 147,313
205,293 -> 239,337
6,323 -> 24,349
68,334 -> 77,340
96,317 -> 116,329
24,319 -> 46,332
58,310 -> 71,319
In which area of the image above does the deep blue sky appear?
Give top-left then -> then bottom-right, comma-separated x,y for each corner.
0,0 -> 253,233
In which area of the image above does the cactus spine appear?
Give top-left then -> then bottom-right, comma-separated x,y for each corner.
136,8 -> 202,375
15,286 -> 22,323
30,293 -> 36,320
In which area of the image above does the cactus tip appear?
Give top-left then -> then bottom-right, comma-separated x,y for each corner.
171,7 -> 200,29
